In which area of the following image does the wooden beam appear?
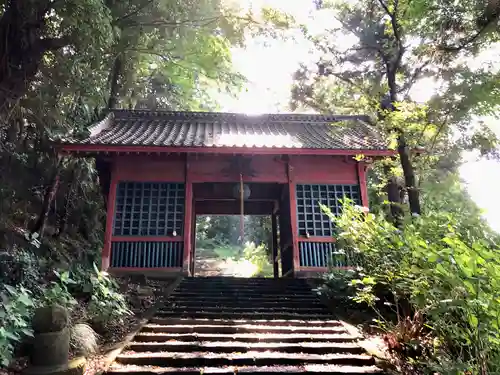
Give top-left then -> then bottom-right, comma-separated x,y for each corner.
183,157 -> 193,275
193,182 -> 282,201
194,200 -> 275,215
298,236 -> 336,243
59,144 -> 397,157
111,236 -> 183,242
357,162 -> 369,208
287,157 -> 300,277
271,213 -> 279,279
102,162 -> 117,271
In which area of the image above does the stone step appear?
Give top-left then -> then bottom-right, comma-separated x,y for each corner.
105,278 -> 379,375
154,311 -> 334,320
175,285 -> 311,291
159,306 -> 330,314
127,341 -> 365,355
166,300 -> 324,308
141,323 -> 347,335
179,278 -> 308,284
170,290 -> 318,299
148,317 -> 343,328
133,332 -> 360,343
172,289 -> 312,295
107,364 -> 383,375
169,293 -> 320,301
115,351 -> 375,367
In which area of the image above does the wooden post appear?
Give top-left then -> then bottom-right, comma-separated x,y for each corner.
287,157 -> 299,277
102,162 -> 117,271
357,162 -> 369,208
271,213 -> 279,278
183,157 -> 193,276
190,210 -> 196,276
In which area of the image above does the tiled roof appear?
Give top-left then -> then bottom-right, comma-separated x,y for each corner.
64,110 -> 387,150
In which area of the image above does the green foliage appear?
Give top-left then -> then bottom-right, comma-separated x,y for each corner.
41,270 -> 78,309
0,286 -> 34,367
196,215 -> 272,251
213,244 -> 241,260
0,249 -> 44,296
86,265 -> 131,326
242,242 -> 273,277
324,202 -> 500,373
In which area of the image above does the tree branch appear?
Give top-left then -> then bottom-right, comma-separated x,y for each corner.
114,0 -> 155,24
439,16 -> 499,52
376,0 -> 391,16
401,59 -> 432,94
120,16 -> 221,29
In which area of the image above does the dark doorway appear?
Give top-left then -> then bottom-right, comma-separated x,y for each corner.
194,215 -> 276,277
191,182 -> 284,277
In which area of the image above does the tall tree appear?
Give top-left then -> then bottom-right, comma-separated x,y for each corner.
292,0 -> 500,216
0,0 -> 256,244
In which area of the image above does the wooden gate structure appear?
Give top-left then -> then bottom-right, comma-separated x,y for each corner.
59,110 -> 391,277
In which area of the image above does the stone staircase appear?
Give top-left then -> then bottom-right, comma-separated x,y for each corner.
106,277 -> 383,374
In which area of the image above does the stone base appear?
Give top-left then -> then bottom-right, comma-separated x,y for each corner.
24,357 -> 86,375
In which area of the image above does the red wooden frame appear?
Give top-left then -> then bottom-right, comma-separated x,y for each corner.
110,236 -> 183,242
97,151 -> 374,275
102,164 -> 117,271
183,158 -> 193,275
298,266 -> 354,271
109,267 -> 182,271
59,144 -> 396,157
298,237 -> 336,243
357,162 -> 369,208
287,158 -> 300,274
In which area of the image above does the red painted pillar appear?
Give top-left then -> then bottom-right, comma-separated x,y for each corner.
102,162 -> 117,271
357,162 -> 369,208
183,157 -> 193,276
287,157 -> 299,277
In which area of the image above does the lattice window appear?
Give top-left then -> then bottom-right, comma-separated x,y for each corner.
113,182 -> 185,236
296,184 -> 360,237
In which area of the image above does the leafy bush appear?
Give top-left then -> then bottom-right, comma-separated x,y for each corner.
243,242 -> 273,277
322,203 -> 500,373
86,265 -> 131,328
41,270 -> 77,309
0,285 -> 34,367
0,249 -> 44,296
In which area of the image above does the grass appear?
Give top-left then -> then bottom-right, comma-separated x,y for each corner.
213,245 -> 242,260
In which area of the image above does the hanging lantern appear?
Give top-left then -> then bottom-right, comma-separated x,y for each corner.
233,183 -> 251,200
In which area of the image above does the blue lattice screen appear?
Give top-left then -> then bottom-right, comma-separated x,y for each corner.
113,182 -> 185,236
299,242 -> 354,268
111,241 -> 183,268
296,184 -> 360,237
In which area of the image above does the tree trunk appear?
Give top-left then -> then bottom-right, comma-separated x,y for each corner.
386,66 -> 422,216
107,55 -> 123,109
397,133 -> 421,215
54,169 -> 80,238
384,166 -> 404,225
31,168 -> 61,238
0,1 -> 66,115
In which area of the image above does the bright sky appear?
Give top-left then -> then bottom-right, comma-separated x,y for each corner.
219,0 -> 500,231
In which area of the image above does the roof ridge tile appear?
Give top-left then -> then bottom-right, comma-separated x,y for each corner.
72,109 -> 387,151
